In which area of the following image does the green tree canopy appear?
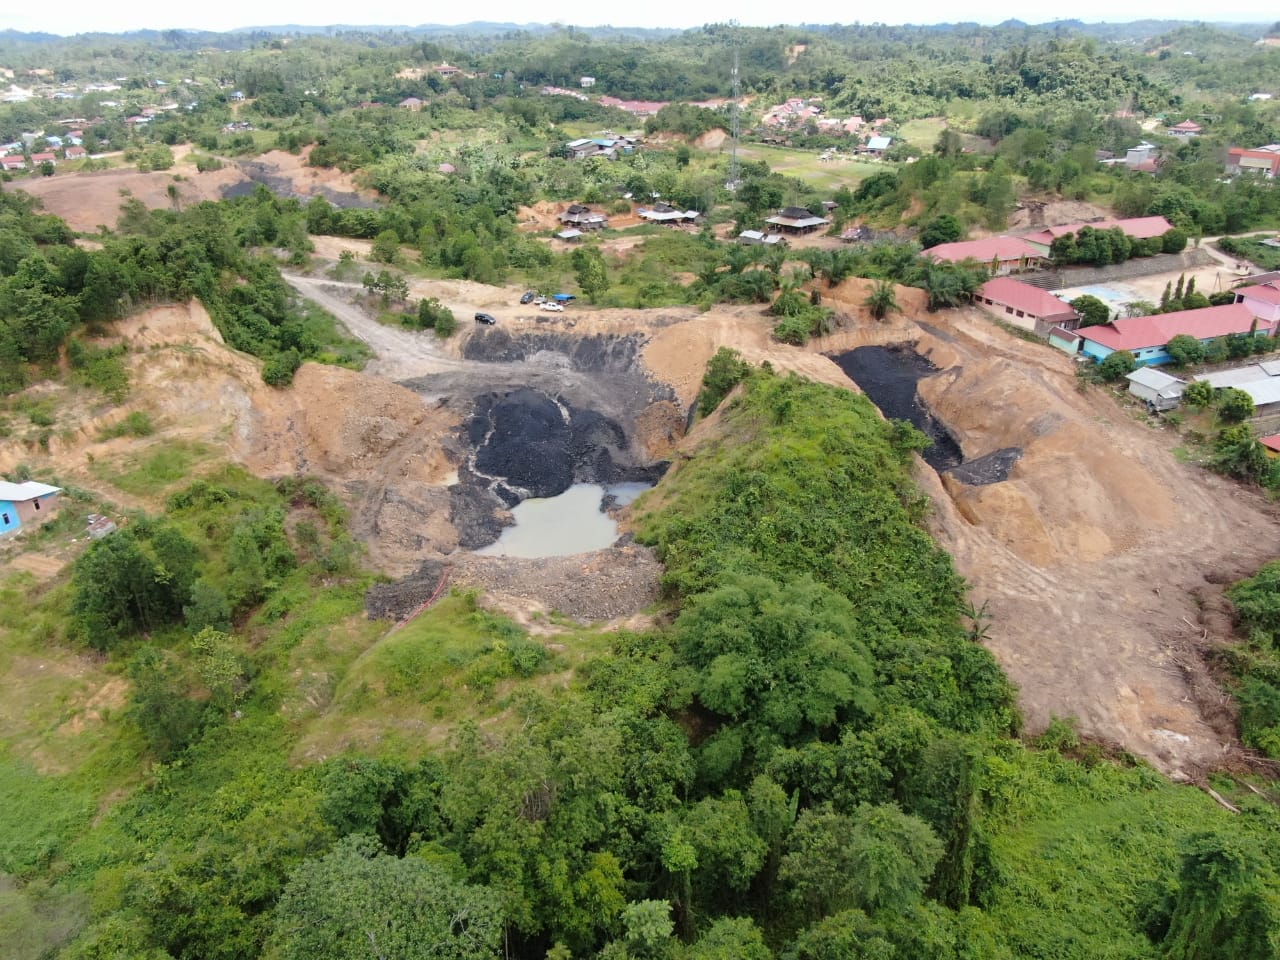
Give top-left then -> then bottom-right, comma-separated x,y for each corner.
674,574 -> 878,750
780,803 -> 944,922
269,834 -> 504,960
1166,334 -> 1206,368
1070,294 -> 1111,328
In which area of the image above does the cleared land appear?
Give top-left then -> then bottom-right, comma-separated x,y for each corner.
735,144 -> 884,190
4,245 -> 1276,777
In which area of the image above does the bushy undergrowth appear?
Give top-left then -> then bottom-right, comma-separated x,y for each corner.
2,380 -> 1278,960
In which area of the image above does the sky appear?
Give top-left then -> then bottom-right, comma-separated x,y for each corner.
0,1 -> 1274,36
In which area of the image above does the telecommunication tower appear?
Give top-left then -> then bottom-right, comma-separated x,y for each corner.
728,50 -> 741,191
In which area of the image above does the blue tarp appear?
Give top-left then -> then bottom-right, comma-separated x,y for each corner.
553,293 -> 576,302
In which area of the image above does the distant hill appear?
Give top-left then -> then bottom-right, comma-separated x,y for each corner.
0,19 -> 1268,45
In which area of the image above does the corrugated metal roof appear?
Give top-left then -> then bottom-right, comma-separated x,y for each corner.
925,236 -> 1043,264
1127,367 -> 1184,391
1241,379 -> 1280,407
0,480 -> 61,501
1196,364 -> 1274,388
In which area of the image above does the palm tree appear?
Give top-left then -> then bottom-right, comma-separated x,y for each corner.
864,280 -> 901,321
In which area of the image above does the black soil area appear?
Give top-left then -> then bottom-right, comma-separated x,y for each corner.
402,329 -> 675,550
221,160 -> 377,208
831,345 -> 963,471
366,560 -> 447,621
830,345 -> 1022,485
946,447 -> 1022,486
467,388 -> 666,506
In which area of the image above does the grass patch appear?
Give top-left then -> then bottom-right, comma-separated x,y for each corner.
89,441 -> 212,498
737,144 -> 884,191
293,301 -> 375,370
0,756 -> 96,875
896,117 -> 948,151
96,411 -> 155,440
298,591 -> 607,759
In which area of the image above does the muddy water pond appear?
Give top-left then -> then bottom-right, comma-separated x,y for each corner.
474,482 -> 652,558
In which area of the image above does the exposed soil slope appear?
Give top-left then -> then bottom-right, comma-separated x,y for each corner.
9,147 -> 373,232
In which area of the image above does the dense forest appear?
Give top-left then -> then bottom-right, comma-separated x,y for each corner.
1,16 -> 1280,960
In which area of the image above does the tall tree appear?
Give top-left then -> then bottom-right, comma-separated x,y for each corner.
269,835 -> 505,960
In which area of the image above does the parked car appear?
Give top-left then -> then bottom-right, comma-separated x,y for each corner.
533,294 -> 547,304
540,302 -> 564,312
474,312 -> 497,325
519,291 -> 535,304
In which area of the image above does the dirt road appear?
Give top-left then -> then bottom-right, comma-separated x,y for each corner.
284,274 -> 468,380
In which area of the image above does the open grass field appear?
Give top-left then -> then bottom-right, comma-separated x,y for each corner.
736,144 -> 883,191
896,117 -> 948,150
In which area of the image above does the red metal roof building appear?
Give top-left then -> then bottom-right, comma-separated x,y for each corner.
975,277 -> 1080,334
1022,216 -> 1175,253
1235,281 -> 1280,324
1078,303 -> 1271,366
923,236 -> 1044,275
1226,146 -> 1280,178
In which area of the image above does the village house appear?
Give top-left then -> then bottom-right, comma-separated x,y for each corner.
923,236 -> 1045,275
398,97 -> 423,110
1225,145 -> 1280,178
565,135 -> 637,160
63,145 -> 86,159
974,277 -> 1080,335
863,135 -> 892,156
1048,326 -> 1084,355
559,204 -> 609,230
1120,142 -> 1160,172
1078,303 -> 1270,367
580,76 -> 596,88
761,97 -> 822,127
29,151 -> 55,167
637,202 -> 698,226
1235,281 -> 1280,324
0,156 -> 26,171
1167,119 -> 1203,138
764,206 -> 829,235
1021,216 -> 1176,257
1195,360 -> 1280,428
0,481 -> 61,538
1125,368 -> 1186,411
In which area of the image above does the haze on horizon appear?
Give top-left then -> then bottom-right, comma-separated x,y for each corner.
0,1 -> 1273,37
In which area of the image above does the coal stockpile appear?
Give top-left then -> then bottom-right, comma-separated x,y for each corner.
944,446 -> 1022,486
467,388 -> 665,504
831,345 -> 964,472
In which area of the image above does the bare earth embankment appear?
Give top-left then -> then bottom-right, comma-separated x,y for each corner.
4,255 -> 1274,776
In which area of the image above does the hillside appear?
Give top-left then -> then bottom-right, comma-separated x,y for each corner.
2,16 -> 1280,958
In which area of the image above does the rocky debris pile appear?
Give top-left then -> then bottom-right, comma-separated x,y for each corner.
365,559 -> 448,621
946,447 -> 1023,486
450,543 -> 664,622
448,468 -> 513,549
